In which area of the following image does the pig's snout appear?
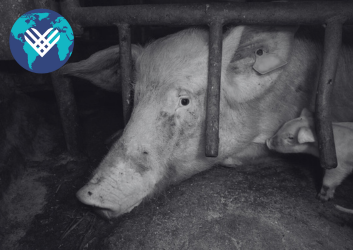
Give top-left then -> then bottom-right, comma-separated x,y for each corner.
76,181 -> 119,219
76,164 -> 157,219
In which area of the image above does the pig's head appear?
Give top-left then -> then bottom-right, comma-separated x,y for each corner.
63,25 -> 319,218
266,108 -> 317,154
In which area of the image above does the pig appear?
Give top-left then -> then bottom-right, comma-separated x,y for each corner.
60,25 -> 353,219
266,108 -> 353,202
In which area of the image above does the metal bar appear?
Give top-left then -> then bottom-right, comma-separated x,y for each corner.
62,2 -> 353,27
314,20 -> 342,169
60,0 -> 83,36
2,1 -> 352,60
118,24 -> 134,125
56,1 -> 353,161
51,72 -> 80,157
0,0 -> 60,60
205,22 -> 223,157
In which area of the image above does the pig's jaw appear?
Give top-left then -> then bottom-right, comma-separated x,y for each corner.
93,200 -> 143,220
94,208 -> 117,220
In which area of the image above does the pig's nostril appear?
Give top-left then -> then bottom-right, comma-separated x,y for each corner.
88,191 -> 92,196
143,151 -> 148,155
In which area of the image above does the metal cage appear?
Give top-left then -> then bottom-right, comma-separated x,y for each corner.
23,1 -> 353,169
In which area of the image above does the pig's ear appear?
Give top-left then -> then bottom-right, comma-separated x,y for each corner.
222,25 -> 297,105
298,127 -> 315,144
58,44 -> 143,92
300,108 -> 313,118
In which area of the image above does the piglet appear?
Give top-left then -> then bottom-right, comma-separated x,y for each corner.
266,108 -> 353,202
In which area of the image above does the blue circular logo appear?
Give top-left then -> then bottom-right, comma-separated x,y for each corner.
9,9 -> 74,74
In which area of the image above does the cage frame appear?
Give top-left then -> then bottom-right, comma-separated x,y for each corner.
57,0 -> 353,169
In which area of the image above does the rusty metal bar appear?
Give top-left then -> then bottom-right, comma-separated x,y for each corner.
205,22 -> 223,157
51,72 -> 80,157
61,2 -> 353,27
314,20 -> 343,169
118,24 -> 134,125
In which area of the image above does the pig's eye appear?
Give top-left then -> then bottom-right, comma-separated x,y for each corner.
256,49 -> 264,56
180,98 -> 190,106
288,135 -> 294,140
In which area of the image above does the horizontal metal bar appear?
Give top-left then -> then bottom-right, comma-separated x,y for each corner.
118,24 -> 134,125
62,2 -> 353,27
205,22 -> 223,157
314,21 -> 342,169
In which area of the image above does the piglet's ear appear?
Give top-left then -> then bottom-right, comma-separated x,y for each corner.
300,108 -> 313,118
298,127 -> 315,144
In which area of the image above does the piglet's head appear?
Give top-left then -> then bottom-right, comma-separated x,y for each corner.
266,108 -> 317,154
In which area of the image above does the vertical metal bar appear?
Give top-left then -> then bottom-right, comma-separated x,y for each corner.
118,24 -> 134,125
51,73 -> 80,157
205,22 -> 223,157
315,20 -> 342,169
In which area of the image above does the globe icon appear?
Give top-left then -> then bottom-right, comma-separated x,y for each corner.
9,9 -> 74,74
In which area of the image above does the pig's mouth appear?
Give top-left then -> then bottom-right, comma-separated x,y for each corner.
94,208 -> 114,220
90,198 -> 144,220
